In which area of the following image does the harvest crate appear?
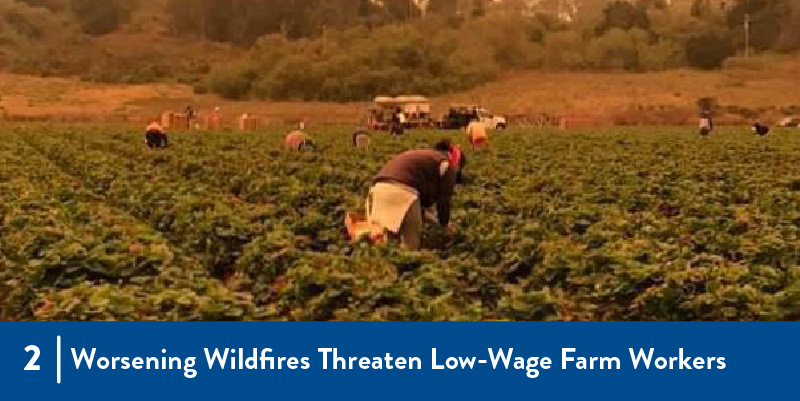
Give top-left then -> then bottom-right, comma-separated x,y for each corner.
238,115 -> 262,131
161,111 -> 189,129
203,115 -> 223,130
345,212 -> 383,243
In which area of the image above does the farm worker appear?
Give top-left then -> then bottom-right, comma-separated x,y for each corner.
209,106 -> 222,129
285,130 -> 316,151
365,139 -> 465,251
184,105 -> 196,129
752,122 -> 770,137
390,108 -> 405,136
699,110 -> 714,137
353,128 -> 371,148
466,119 -> 489,150
145,121 -> 168,149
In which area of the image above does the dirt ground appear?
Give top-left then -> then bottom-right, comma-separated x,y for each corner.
1,56 -> 798,127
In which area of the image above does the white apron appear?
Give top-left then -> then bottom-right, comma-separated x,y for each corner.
366,182 -> 419,234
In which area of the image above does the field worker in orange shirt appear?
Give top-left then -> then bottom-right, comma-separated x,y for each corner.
466,118 -> 488,150
285,129 -> 316,151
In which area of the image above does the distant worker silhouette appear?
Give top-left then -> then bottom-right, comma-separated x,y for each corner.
390,108 -> 405,136
752,122 -> 770,137
699,110 -> 714,137
145,121 -> 169,149
285,129 -> 316,151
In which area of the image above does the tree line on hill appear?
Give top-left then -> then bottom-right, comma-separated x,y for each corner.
1,0 -> 799,101
197,0 -> 800,100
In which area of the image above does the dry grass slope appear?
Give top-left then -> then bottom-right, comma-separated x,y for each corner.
2,55 -> 799,126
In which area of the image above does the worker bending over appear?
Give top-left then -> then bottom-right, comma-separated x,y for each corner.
285,130 -> 316,151
366,139 -> 465,250
752,122 -> 770,137
466,119 -> 489,150
145,121 -> 169,149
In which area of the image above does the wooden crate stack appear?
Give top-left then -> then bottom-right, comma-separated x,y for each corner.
203,114 -> 223,130
161,111 -> 189,129
238,114 -> 262,131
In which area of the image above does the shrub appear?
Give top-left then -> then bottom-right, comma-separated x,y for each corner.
686,32 -> 736,69
70,0 -> 131,36
543,31 -> 585,69
205,63 -> 257,100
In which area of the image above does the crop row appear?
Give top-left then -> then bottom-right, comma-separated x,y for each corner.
5,126 -> 800,320
0,135 -> 252,320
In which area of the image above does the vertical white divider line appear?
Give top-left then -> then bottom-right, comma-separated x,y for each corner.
57,336 -> 61,384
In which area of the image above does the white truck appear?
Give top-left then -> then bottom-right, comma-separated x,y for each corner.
475,107 -> 508,130
439,105 -> 508,130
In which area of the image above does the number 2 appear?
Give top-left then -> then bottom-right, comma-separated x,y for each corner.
25,345 -> 40,371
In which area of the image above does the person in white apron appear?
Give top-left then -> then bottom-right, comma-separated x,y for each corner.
752,122 -> 770,137
366,140 -> 465,250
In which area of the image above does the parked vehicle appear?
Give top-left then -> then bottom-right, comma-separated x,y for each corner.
365,95 -> 434,130
779,117 -> 800,128
438,105 -> 508,130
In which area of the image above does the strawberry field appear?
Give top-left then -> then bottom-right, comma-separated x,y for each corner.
1,125 -> 800,321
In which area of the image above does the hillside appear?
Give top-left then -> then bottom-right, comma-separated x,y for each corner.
3,0 -> 799,104
2,0 -> 799,126
2,55 -> 798,126
438,55 -> 800,125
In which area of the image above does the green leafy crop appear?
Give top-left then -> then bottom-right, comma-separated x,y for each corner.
1,125 -> 798,321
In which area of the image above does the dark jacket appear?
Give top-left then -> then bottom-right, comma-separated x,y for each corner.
374,150 -> 457,227
753,123 -> 770,136
145,129 -> 168,149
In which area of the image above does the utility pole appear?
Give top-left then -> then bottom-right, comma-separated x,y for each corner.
744,13 -> 751,57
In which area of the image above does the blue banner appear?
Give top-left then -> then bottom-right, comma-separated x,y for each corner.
0,323 -> 794,400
